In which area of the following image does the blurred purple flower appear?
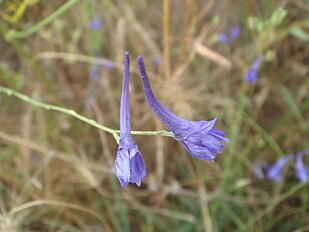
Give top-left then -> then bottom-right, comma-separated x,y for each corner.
218,33 -> 229,44
253,160 -> 268,179
90,63 -> 100,80
115,52 -> 147,187
103,61 -> 115,71
137,56 -> 229,161
295,149 -> 309,183
89,18 -> 103,30
245,55 -> 263,84
267,154 -> 293,181
152,57 -> 162,67
229,26 -> 241,40
218,25 -> 241,44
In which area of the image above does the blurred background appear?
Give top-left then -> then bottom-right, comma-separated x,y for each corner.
0,0 -> 308,231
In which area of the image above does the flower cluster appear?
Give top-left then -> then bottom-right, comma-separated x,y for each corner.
218,25 -> 241,44
253,149 -> 309,182
114,53 -> 230,187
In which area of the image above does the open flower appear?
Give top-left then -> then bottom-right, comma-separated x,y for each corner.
245,55 -> 263,84
267,154 -> 293,181
137,56 -> 229,161
114,52 -> 147,187
295,149 -> 309,183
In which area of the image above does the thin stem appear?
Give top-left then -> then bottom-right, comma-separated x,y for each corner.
0,86 -> 174,138
5,0 -> 81,40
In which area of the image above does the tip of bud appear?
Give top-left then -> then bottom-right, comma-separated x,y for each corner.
137,55 -> 144,63
137,56 -> 146,78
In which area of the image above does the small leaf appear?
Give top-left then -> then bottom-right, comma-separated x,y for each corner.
270,7 -> 287,26
290,27 -> 309,42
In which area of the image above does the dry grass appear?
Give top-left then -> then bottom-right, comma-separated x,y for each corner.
0,0 -> 308,231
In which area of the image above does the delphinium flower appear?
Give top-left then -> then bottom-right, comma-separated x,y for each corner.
137,56 -> 229,161
152,57 -> 162,68
218,25 -> 241,44
253,160 -> 268,179
90,63 -> 100,80
295,149 -> 309,183
114,52 -> 147,187
89,18 -> 103,30
267,154 -> 293,181
245,55 -> 263,84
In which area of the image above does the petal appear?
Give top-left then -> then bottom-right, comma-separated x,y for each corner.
181,119 -> 216,140
267,154 -> 293,181
245,69 -> 259,84
181,141 -> 216,161
203,136 -> 225,153
295,150 -> 309,182
114,148 -> 131,187
253,160 -> 268,179
229,25 -> 241,40
209,128 -> 230,143
218,33 -> 229,44
252,55 -> 263,70
130,151 -> 147,186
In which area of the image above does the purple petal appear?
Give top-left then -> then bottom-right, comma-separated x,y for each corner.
252,55 -> 263,70
218,33 -> 230,44
152,57 -> 162,67
229,25 -> 241,40
267,154 -> 293,181
89,18 -> 103,30
130,151 -> 147,186
244,55 -> 263,84
115,147 -> 131,187
295,149 -> 309,182
245,69 -> 259,84
253,160 -> 268,179
90,63 -> 100,80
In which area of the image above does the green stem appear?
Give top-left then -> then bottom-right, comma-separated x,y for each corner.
0,86 -> 173,138
5,0 -> 81,40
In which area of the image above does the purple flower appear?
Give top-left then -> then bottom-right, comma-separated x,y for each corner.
267,154 -> 293,181
253,160 -> 268,179
114,52 -> 147,187
245,55 -> 263,84
90,63 -> 100,80
152,57 -> 162,67
218,33 -> 229,44
218,25 -> 241,44
137,56 -> 229,161
89,18 -> 103,30
103,61 -> 115,71
295,149 -> 309,183
229,26 -> 241,40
